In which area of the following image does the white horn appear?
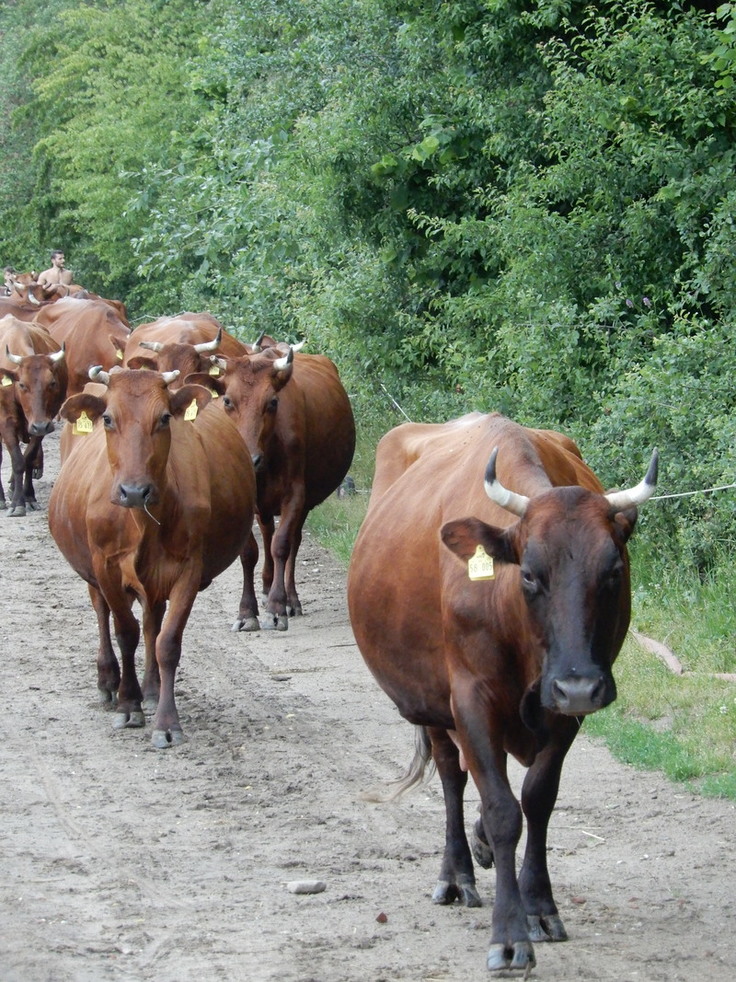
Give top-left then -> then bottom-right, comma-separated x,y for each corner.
140,340 -> 164,352
605,449 -> 659,511
89,365 -> 110,385
193,328 -> 222,353
273,346 -> 294,372
5,346 -> 22,365
162,370 -> 180,385
484,447 -> 530,517
50,344 -> 66,363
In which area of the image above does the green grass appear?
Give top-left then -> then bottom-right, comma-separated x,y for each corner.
307,444 -> 736,801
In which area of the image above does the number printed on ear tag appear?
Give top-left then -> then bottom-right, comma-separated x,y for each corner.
73,410 -> 94,435
468,544 -> 495,581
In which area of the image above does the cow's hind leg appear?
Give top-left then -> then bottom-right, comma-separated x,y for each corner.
428,727 -> 482,908
141,600 -> 165,711
517,718 -> 578,944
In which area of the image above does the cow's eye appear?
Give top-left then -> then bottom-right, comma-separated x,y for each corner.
160,412 -> 172,427
521,567 -> 539,595
102,413 -> 113,429
267,397 -> 278,412
222,395 -> 234,410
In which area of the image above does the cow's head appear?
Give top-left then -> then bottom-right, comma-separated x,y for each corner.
186,346 -> 295,473
59,367 -> 213,512
4,344 -> 68,435
441,448 -> 658,722
127,329 -> 225,384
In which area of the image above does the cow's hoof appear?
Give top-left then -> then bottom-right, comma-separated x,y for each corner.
471,818 -> 494,869
112,710 -> 145,729
487,941 -> 535,972
151,728 -> 186,749
7,505 -> 26,518
231,616 -> 260,632
0,500 -> 6,510
97,688 -> 118,707
432,879 -> 482,907
262,613 -> 288,631
527,913 -> 567,942
33,467 -> 43,480
142,695 -> 159,713
26,499 -> 40,511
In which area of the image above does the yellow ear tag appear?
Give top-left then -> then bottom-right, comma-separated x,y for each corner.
468,544 -> 495,581
209,365 -> 220,376
1,374 -> 12,387
73,410 -> 94,435
184,398 -> 199,421
116,348 -> 123,360
210,388 -> 219,398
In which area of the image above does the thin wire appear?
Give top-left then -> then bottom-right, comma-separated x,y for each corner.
650,482 -> 736,502
379,382 -> 412,422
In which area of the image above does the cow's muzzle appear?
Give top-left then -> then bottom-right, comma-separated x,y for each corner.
117,483 -> 155,509
550,673 -> 614,715
29,420 -> 55,436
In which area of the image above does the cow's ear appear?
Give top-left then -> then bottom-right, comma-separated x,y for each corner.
109,334 -> 126,361
1,368 -> 18,385
441,517 -> 518,565
169,383 -> 213,417
611,507 -> 638,544
126,355 -> 158,372
60,392 -> 106,424
183,372 -> 226,397
271,359 -> 294,391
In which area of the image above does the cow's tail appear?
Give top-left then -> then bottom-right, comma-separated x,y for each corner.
359,725 -> 435,803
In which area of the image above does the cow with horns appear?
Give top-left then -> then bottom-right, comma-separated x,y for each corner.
347,411 -> 657,974
188,344 -> 355,630
48,367 -> 258,747
0,315 -> 68,516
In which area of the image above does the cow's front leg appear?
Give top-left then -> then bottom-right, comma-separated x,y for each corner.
150,574 -> 198,748
427,726 -> 482,908
232,530 -> 260,631
517,718 -> 578,943
454,681 -> 536,973
88,584 -> 120,705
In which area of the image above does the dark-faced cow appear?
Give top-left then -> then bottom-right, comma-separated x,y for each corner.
48,368 -> 258,747
32,297 -> 131,396
0,316 -> 67,516
347,411 -> 657,974
189,345 -> 355,630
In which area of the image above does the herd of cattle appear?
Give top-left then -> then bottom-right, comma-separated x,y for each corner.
0,283 -> 658,974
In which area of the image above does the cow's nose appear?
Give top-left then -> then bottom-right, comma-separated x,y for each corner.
551,675 -> 608,715
30,420 -> 54,436
118,484 -> 153,509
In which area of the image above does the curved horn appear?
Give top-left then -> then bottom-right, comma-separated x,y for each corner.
292,340 -> 306,354
605,449 -> 659,511
5,346 -> 22,365
139,340 -> 164,352
484,447 -> 530,517
209,354 -> 228,370
162,370 -> 180,385
273,346 -> 294,372
251,329 -> 266,352
193,327 -> 222,354
89,365 -> 110,385
50,343 -> 66,363
27,290 -> 40,305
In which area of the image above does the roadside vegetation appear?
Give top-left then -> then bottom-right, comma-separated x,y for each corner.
1,0 -> 734,796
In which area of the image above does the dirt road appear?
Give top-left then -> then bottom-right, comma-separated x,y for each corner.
1,427 -> 734,982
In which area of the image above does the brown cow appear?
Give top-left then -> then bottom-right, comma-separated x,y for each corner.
188,345 -> 355,630
33,297 -> 131,396
121,313 -> 249,377
48,368 -> 258,747
0,316 -> 67,516
347,412 -> 657,974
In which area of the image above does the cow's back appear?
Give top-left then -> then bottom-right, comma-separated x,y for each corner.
38,299 -> 130,395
